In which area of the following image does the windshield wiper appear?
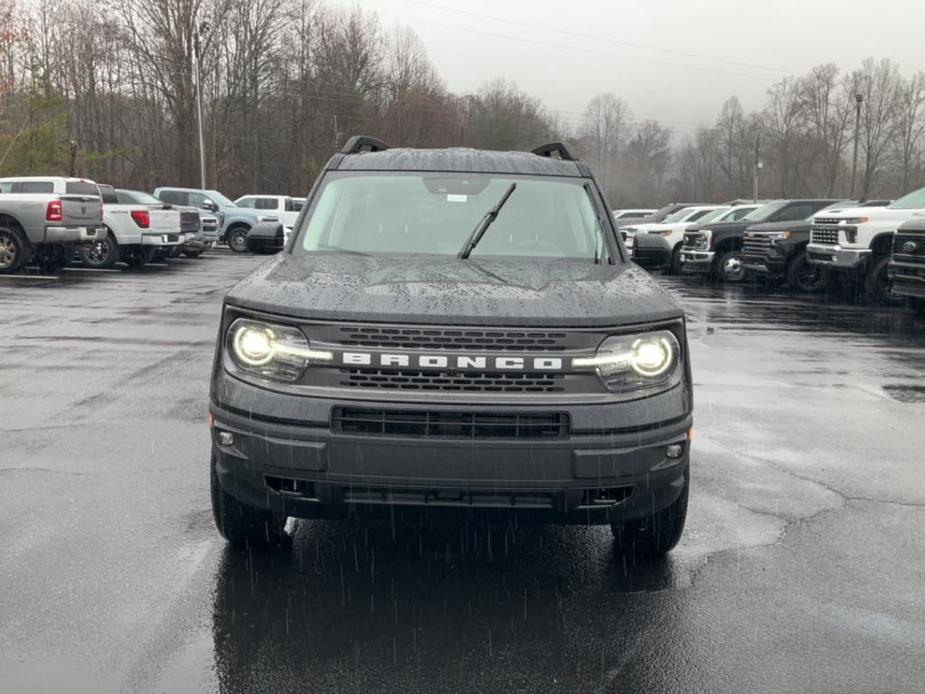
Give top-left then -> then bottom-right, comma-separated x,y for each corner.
457,183 -> 517,259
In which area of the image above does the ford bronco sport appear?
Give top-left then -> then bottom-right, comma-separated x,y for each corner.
208,137 -> 694,555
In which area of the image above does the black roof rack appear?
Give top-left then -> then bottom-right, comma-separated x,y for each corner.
341,135 -> 390,155
531,142 -> 578,161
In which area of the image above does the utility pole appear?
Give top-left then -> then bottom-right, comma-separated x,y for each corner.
193,21 -> 209,189
68,140 -> 77,177
849,92 -> 863,199
752,134 -> 761,203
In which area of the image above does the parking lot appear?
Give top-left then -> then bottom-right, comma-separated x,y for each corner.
1,251 -> 924,693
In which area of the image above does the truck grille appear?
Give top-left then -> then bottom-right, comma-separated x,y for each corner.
331,407 -> 570,439
811,226 -> 839,245
180,211 -> 200,234
339,368 -> 566,392
742,235 -> 773,257
893,233 -> 925,261
337,326 -> 570,352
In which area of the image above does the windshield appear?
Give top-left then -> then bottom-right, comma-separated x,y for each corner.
661,208 -> 697,224
117,190 -> 162,205
693,207 -> 730,224
206,190 -> 237,207
889,186 -> 925,209
297,173 -> 610,261
742,201 -> 786,222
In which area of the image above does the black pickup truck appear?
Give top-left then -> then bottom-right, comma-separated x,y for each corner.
889,218 -> 925,315
208,137 -> 693,555
741,200 -> 891,291
680,199 -> 841,282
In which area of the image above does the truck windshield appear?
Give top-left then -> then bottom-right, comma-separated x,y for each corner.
888,187 -> 925,209
297,173 -> 611,261
742,201 -> 785,222
206,190 -> 237,207
695,207 -> 732,224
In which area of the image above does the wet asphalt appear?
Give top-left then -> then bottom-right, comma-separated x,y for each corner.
1,252 -> 924,694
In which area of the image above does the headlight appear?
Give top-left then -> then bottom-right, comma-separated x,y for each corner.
842,217 -> 868,224
767,231 -> 792,241
573,330 -> 681,393
695,229 -> 713,249
226,317 -> 332,381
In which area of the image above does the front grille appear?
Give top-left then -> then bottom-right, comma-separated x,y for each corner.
180,211 -> 199,234
337,326 -> 570,352
811,226 -> 839,245
331,407 -> 570,439
340,368 -> 566,392
742,235 -> 773,257
893,234 -> 925,262
813,217 -> 841,225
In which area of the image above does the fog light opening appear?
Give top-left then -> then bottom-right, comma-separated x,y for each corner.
666,443 -> 684,459
217,431 -> 235,447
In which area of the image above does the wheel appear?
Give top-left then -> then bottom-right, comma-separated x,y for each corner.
668,243 -> 683,275
713,249 -> 746,283
865,255 -> 899,306
611,471 -> 689,555
786,251 -> 827,293
183,249 -> 202,259
34,244 -> 72,273
0,226 -> 26,274
227,227 -> 250,253
79,232 -> 118,269
211,453 -> 287,547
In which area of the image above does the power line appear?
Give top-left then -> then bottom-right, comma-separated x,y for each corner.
401,0 -> 791,76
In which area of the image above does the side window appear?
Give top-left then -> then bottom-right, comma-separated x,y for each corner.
729,208 -> 753,221
98,186 -> 119,204
286,199 -> 305,212
20,181 -> 55,193
236,197 -> 256,209
255,198 -> 278,210
0,182 -> 12,194
158,190 -> 186,205
687,209 -> 710,222
188,192 -> 209,209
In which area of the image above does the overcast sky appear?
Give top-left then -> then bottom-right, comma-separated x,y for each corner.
329,0 -> 925,135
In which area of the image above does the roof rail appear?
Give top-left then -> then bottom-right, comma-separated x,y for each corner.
531,142 -> 578,161
341,135 -> 390,155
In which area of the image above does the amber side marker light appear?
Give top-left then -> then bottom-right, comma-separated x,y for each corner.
208,413 -> 215,428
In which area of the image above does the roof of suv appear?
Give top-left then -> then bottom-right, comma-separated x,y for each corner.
332,146 -> 588,178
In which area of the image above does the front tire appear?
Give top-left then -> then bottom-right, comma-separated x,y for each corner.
865,255 -> 898,306
211,454 -> 287,547
611,471 -> 689,555
668,243 -> 683,275
0,226 -> 26,274
786,251 -> 827,293
227,227 -> 250,253
714,249 -> 746,283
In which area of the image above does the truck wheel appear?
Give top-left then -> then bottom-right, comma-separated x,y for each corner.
210,453 -> 287,547
668,244 -> 683,275
786,251 -> 826,293
611,470 -> 689,555
865,256 -> 898,306
227,228 -> 249,253
183,249 -> 202,259
0,226 -> 25,274
79,233 -> 118,269
714,250 -> 746,283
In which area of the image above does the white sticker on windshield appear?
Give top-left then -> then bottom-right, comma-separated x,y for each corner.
447,194 -> 468,203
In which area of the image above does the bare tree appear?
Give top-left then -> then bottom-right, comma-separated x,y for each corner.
579,92 -> 630,192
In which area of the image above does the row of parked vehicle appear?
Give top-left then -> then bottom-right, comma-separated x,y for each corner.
615,188 -> 925,314
0,176 -> 306,274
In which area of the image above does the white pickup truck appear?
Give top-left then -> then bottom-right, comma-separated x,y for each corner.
0,176 -> 105,273
234,195 -> 306,245
78,184 -> 193,268
806,186 -> 925,302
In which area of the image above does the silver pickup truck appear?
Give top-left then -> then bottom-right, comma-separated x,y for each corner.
0,176 -> 105,273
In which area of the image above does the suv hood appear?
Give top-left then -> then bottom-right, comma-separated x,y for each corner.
226,254 -> 682,327
812,205 -> 890,220
745,219 -> 811,233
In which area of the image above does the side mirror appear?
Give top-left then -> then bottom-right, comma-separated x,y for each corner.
203,200 -> 219,212
246,222 -> 285,255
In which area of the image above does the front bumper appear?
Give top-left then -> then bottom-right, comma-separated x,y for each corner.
889,260 -> 925,299
806,243 -> 869,269
210,373 -> 693,525
679,249 -> 714,273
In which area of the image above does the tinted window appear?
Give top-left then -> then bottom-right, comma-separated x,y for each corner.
685,209 -> 713,222
98,185 -> 119,204
888,187 -> 925,210
286,199 -> 305,212
255,198 -> 279,210
727,207 -> 756,220
236,197 -> 256,209
21,181 -> 55,193
776,204 -> 818,222
158,190 -> 187,205
0,182 -> 12,194
66,181 -> 100,196
188,192 -> 210,208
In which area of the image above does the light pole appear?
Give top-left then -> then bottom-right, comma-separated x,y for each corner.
752,134 -> 761,203
850,92 -> 863,199
193,21 -> 209,189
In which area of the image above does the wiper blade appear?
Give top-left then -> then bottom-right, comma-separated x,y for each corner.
457,183 -> 517,259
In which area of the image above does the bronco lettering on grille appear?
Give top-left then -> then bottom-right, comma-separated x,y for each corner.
340,352 -> 564,371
